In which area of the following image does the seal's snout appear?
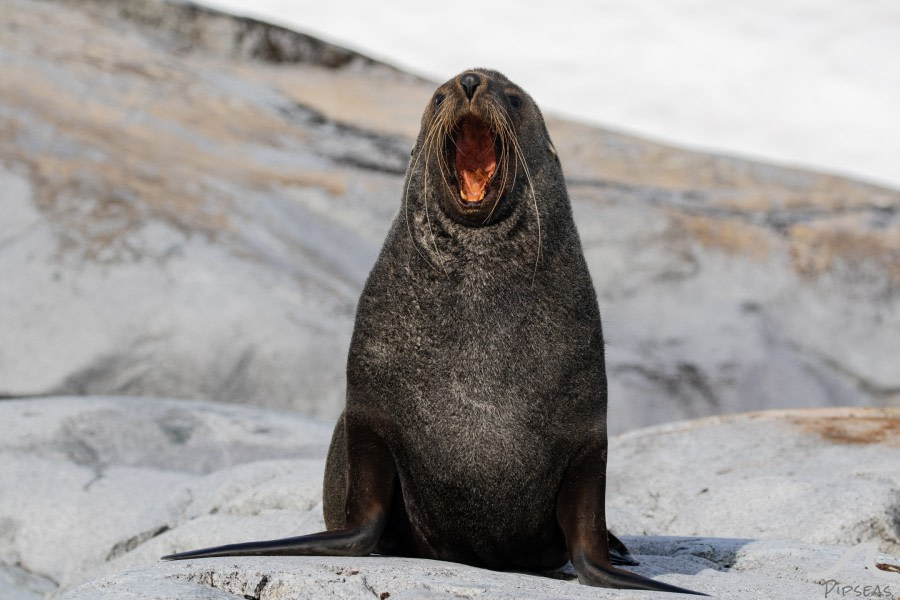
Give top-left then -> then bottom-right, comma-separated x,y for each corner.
459,72 -> 481,101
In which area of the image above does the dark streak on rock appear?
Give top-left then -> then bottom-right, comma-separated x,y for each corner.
10,560 -> 61,592
278,102 -> 410,175
106,525 -> 170,561
157,412 -> 198,445
614,362 -> 720,417
242,574 -> 269,600
82,471 -> 104,491
0,392 -> 53,400
59,0 -> 406,72
361,574 -> 380,598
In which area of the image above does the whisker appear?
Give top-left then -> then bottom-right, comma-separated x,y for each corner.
437,112 -> 457,198
406,113 -> 450,273
506,126 -> 542,284
422,117 -> 450,278
481,105 -> 509,225
405,135 -> 433,268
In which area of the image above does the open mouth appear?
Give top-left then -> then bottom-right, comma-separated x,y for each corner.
449,115 -> 498,206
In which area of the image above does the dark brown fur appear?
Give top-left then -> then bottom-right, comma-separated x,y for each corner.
163,69 -> 703,595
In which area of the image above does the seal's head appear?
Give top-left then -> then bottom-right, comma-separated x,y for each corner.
410,69 -> 556,226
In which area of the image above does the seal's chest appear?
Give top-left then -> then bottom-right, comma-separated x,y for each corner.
401,395 -> 558,483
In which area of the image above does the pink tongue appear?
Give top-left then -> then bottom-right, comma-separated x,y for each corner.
455,118 -> 496,202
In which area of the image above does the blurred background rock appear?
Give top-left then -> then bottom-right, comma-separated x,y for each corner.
1,0 -> 898,433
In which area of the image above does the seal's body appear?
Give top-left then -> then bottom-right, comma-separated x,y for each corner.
164,69 -> 703,595
324,211 -> 600,569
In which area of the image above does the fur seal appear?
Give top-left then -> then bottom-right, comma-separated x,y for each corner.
162,69 -> 704,595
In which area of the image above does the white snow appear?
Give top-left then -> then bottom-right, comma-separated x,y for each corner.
198,0 -> 900,190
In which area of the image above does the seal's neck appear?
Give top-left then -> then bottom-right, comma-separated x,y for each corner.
401,189 -> 542,279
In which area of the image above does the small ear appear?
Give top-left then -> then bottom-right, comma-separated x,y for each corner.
547,141 -> 558,158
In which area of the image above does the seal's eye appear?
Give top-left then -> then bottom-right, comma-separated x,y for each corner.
434,93 -> 445,107
507,94 -> 522,109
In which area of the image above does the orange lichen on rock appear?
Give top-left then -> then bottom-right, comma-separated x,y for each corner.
793,413 -> 900,447
789,221 -> 900,282
669,212 -> 771,260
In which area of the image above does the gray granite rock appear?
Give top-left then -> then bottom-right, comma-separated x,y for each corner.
607,408 -> 900,554
1,0 -> 898,432
0,564 -> 56,600
1,398 -> 898,598
2,1 -> 900,596
0,397 -> 332,595
60,540 -> 900,599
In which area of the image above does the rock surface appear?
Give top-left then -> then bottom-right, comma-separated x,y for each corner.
0,397 -> 897,598
0,397 -> 332,595
608,408 -> 900,555
59,543 -> 899,600
1,0 -> 898,430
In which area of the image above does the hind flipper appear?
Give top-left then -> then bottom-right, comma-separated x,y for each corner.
161,517 -> 385,560
607,531 -> 639,566
557,445 -> 706,595
162,416 -> 396,561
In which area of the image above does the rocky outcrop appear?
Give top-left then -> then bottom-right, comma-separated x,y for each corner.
1,0 -> 898,431
3,1 -> 898,598
608,408 -> 900,554
60,543 -> 899,599
0,398 -> 897,598
0,397 -> 332,596
54,0 -> 419,71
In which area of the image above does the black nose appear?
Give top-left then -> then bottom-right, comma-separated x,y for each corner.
460,72 -> 481,101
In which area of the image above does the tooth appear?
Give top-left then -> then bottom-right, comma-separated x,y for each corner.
460,189 -> 467,200
478,191 -> 485,201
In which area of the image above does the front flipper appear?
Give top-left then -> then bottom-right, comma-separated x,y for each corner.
162,417 -> 396,561
557,445 -> 706,595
